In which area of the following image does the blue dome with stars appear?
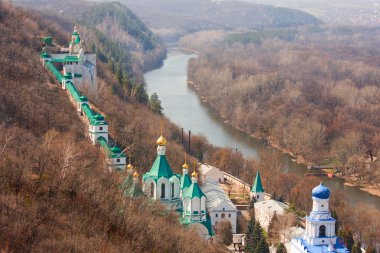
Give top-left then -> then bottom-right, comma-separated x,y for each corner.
312,183 -> 330,199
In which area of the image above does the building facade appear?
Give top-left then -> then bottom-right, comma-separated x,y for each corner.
142,134 -> 214,240
250,171 -> 265,202
290,183 -> 349,253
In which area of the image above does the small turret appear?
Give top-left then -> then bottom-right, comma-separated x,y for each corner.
156,134 -> 167,156
133,169 -> 139,183
126,157 -> 134,175
250,170 -> 265,202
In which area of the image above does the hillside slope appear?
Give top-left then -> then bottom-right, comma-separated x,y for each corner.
120,0 -> 322,40
14,0 -> 166,82
0,3 -> 221,252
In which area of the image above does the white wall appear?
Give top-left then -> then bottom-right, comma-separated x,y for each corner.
210,210 -> 237,233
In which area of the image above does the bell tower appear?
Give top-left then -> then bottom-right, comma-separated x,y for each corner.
304,183 -> 336,246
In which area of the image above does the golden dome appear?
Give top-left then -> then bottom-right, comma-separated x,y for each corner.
133,170 -> 139,178
191,170 -> 198,178
127,163 -> 134,170
156,134 -> 167,146
183,162 -> 189,169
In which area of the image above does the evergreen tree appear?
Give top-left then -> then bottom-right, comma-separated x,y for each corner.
338,228 -> 354,251
245,216 -> 256,252
254,236 -> 270,253
249,196 -> 257,209
252,222 -> 263,250
133,84 -> 149,103
344,230 -> 354,251
149,93 -> 163,114
268,212 -> 278,238
271,192 -> 278,200
351,242 -> 361,253
276,243 -> 287,253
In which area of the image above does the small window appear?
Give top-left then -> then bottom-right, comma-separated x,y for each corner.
161,183 -> 166,198
116,159 -> 120,162
321,205 -> 324,207
228,214 -> 231,218
215,214 -> 218,218
221,213 -> 225,218
223,208 -> 225,211
150,182 -> 155,198
99,127 -> 103,131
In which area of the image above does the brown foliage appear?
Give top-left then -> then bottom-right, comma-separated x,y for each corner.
0,4 -> 223,252
186,28 -> 380,188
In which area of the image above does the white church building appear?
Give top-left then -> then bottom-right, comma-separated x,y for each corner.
142,134 -> 214,240
291,183 -> 349,253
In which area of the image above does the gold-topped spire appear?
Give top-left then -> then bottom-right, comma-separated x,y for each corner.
183,154 -> 189,169
156,134 -> 167,146
191,162 -> 198,178
133,169 -> 139,178
127,156 -> 134,170
157,120 -> 167,146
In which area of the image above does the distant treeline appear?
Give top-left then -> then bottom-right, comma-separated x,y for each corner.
225,29 -> 297,45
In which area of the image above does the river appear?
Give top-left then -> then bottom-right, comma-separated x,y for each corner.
144,47 -> 380,210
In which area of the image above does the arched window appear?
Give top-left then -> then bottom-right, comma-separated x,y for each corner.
150,182 -> 155,198
171,183 -> 174,198
319,225 -> 326,237
161,183 -> 166,199
221,213 -> 225,218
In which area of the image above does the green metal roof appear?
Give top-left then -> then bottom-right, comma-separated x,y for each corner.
70,32 -> 81,45
83,103 -> 95,119
64,55 -> 79,62
97,137 -> 126,158
66,81 -> 81,102
50,56 -> 79,63
63,73 -> 72,79
183,181 -> 206,199
120,175 -> 145,198
110,146 -> 121,153
75,35 -> 81,44
180,174 -> 192,190
179,214 -> 214,236
43,37 -> 53,46
44,61 -> 63,83
40,52 -> 50,58
251,171 -> 264,193
145,155 -> 174,180
82,104 -> 108,126
79,95 -> 88,102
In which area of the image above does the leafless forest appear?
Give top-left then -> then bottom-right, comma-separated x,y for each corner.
183,26 -> 380,190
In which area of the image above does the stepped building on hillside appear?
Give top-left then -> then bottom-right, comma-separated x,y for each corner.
290,183 -> 349,253
142,134 -> 214,240
42,26 -> 97,93
40,27 -> 125,171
